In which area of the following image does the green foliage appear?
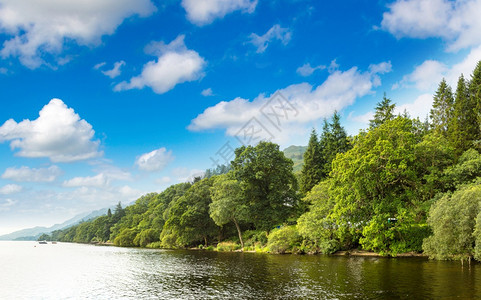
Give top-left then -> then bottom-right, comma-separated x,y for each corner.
451,74 -> 478,157
369,93 -> 395,129
267,226 -> 302,254
216,241 -> 241,252
210,173 -> 248,248
423,183 -> 481,260
37,233 -> 51,241
430,78 -> 454,136
114,228 -> 138,247
445,149 -> 481,189
297,180 -> 340,254
300,129 -> 324,194
232,141 -> 298,233
134,228 -> 160,247
319,112 -> 351,176
163,177 -> 219,246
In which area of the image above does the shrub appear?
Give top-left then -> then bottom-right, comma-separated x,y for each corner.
216,241 -> 241,252
267,226 -> 302,254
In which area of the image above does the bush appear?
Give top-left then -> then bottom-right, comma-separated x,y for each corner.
134,229 -> 160,247
267,226 -> 302,254
216,241 -> 241,252
146,241 -> 161,249
423,183 -> 481,260
113,228 -> 138,247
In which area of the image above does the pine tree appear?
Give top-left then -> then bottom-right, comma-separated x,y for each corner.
320,112 -> 351,176
300,128 -> 324,194
369,93 -> 396,129
430,78 -> 454,136
471,61 -> 481,141
451,74 -> 478,157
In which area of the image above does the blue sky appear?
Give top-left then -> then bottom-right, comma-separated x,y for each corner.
1,0 -> 481,234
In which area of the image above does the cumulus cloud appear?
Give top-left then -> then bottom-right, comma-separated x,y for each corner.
189,62 -> 391,143
1,165 -> 62,182
394,45 -> 481,92
63,173 -> 110,188
394,60 -> 448,91
182,0 -> 257,25
0,198 -> 16,211
0,184 -> 22,195
395,93 -> 433,120
136,147 -> 174,172
101,61 -> 126,78
296,63 -> 326,77
0,99 -> 102,162
249,24 -> 292,53
115,35 -> 205,94
0,0 -> 156,68
381,0 -> 481,51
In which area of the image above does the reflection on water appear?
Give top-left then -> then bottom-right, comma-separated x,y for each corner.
1,241 -> 480,299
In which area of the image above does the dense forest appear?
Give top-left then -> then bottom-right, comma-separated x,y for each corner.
42,61 -> 481,261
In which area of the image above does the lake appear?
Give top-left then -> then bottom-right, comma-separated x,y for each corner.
1,241 -> 480,299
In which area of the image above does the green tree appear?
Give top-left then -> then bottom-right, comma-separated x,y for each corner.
300,128 -> 324,194
451,74 -> 478,157
163,178 -> 219,246
423,182 -> 481,261
471,61 -> 481,133
232,141 -> 298,233
297,180 -> 340,254
209,173 -> 248,248
369,93 -> 396,129
330,117 -> 423,254
430,78 -> 454,136
319,112 -> 351,176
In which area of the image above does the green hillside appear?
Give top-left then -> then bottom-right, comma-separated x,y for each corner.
283,145 -> 306,173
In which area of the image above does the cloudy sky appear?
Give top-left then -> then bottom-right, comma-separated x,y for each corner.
0,0 -> 480,234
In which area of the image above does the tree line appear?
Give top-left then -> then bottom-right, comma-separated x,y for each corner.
43,61 -> 481,260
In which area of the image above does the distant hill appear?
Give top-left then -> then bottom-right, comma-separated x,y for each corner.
0,206 -> 113,241
283,145 -> 307,173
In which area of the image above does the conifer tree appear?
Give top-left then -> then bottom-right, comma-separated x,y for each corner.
369,93 -> 395,129
300,129 -> 324,194
471,61 -> 481,140
451,74 -> 478,157
320,112 -> 350,176
430,78 -> 454,136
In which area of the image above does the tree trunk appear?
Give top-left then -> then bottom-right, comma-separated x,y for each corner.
233,218 -> 244,250
204,236 -> 208,247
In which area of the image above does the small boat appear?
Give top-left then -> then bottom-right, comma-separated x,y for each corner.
38,241 -> 48,244
51,241 -> 57,244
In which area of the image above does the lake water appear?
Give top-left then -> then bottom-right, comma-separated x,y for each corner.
1,241 -> 480,299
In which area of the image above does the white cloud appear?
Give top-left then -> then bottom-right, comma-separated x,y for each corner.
1,166 -> 62,182
0,199 -> 16,212
182,0 -> 257,25
394,45 -> 481,92
101,61 -> 126,78
115,35 -> 205,94
0,98 -> 102,162
0,184 -> 22,195
94,62 -> 106,70
381,0 -> 481,51
63,173 -> 110,188
189,62 -> 391,144
155,176 -> 172,185
296,63 -> 326,77
395,93 -> 433,120
394,60 -> 448,91
0,0 -> 156,68
136,147 -> 174,172
172,167 -> 205,182
249,24 -> 292,53
201,88 -> 214,96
